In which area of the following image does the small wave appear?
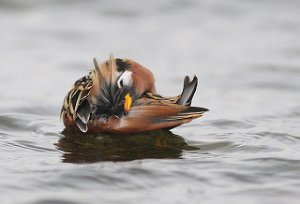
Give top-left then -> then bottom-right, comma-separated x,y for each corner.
5,140 -> 56,152
207,119 -> 254,129
0,112 -> 60,154
32,199 -> 84,204
0,112 -> 60,133
254,131 -> 300,145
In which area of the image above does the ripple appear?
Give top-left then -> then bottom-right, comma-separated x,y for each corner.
7,106 -> 58,116
32,199 -> 84,204
284,105 -> 300,118
221,171 -> 261,184
245,157 -> 300,164
234,187 -> 298,197
189,141 -> 233,151
207,119 -> 254,129
0,132 -> 6,138
0,113 -> 29,132
0,112 -> 60,134
255,131 -> 300,145
57,171 -> 128,188
0,113 -> 47,132
6,140 -> 56,152
0,113 -> 60,155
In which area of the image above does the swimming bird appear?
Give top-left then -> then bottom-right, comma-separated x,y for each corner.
60,54 -> 208,134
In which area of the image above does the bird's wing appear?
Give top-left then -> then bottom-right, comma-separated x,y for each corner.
61,54 -> 123,132
113,94 -> 208,133
133,93 -> 207,121
60,73 -> 93,132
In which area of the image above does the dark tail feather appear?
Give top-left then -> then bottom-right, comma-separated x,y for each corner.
183,106 -> 209,114
183,76 -> 190,89
176,76 -> 198,106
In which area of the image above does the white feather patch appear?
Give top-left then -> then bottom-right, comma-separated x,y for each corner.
117,70 -> 133,88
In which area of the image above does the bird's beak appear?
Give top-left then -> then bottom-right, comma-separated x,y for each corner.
124,93 -> 132,115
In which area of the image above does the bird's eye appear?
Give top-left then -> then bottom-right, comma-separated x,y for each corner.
120,79 -> 124,87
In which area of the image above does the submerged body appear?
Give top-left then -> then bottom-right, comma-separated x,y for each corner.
60,55 -> 208,134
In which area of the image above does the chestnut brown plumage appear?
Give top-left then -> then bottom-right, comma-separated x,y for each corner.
60,54 -> 208,134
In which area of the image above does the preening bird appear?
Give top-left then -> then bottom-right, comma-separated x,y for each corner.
60,54 -> 208,134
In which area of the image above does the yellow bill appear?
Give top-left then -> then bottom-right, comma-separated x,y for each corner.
124,93 -> 132,115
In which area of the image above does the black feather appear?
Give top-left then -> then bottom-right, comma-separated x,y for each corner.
109,58 -> 116,105
116,58 -> 130,72
77,100 -> 91,124
93,58 -> 101,73
93,58 -> 112,106
183,76 -> 190,89
75,117 -> 88,132
183,106 -> 209,114
176,76 -> 198,106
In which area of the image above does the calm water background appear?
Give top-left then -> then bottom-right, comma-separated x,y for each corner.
1,0 -> 300,203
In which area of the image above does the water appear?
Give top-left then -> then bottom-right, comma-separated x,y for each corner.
1,0 -> 300,203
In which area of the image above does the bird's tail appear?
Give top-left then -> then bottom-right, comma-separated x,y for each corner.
176,76 -> 198,106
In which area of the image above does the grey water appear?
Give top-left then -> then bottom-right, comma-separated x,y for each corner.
1,0 -> 300,203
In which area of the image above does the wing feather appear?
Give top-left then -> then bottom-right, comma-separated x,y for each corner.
132,94 -> 208,124
62,55 -> 122,132
60,74 -> 93,132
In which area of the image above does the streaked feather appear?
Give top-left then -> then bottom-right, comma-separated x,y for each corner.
61,55 -> 127,132
60,73 -> 93,132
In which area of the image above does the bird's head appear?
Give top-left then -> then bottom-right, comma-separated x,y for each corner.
115,57 -> 155,99
92,56 -> 154,117
114,58 -> 137,115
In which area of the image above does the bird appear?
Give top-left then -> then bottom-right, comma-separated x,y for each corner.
60,54 -> 208,134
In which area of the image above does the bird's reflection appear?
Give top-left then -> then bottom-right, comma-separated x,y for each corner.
56,130 -> 198,163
